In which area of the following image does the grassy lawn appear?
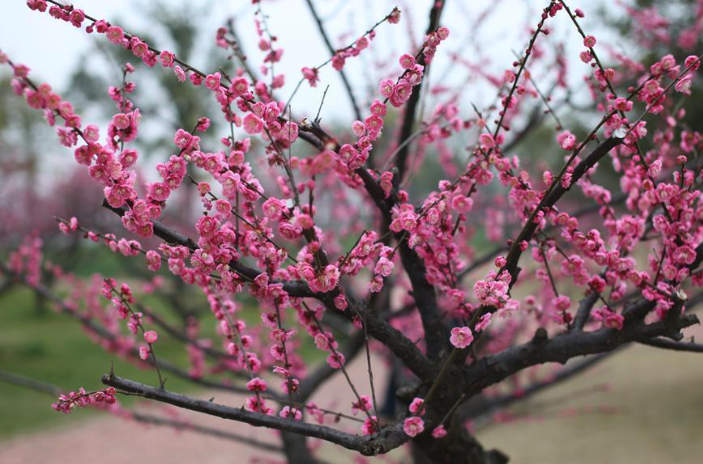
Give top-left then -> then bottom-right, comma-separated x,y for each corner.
0,285 -> 199,438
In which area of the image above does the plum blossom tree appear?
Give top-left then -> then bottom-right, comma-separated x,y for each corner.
2,0 -> 703,463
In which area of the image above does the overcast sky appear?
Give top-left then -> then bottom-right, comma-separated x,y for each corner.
0,0 -> 625,123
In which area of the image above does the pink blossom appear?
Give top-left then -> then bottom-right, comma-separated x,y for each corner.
145,250 -> 161,271
673,245 -> 696,265
675,74 -> 693,95
205,72 -> 221,90
144,330 -> 158,344
195,117 -> 210,132
479,133 -> 495,150
389,80 -> 412,107
130,37 -> 148,58
112,113 -> 130,130
302,264 -> 340,293
399,53 -> 415,69
361,416 -> 379,435
409,397 -> 424,415
331,53 -> 346,71
52,387 -> 117,414
351,396 -> 372,416
147,182 -> 170,202
432,425 -> 447,439
106,26 -> 124,44
451,195 -> 473,212
450,326 -> 474,349
327,352 -> 345,369
246,377 -> 268,392
388,7 -> 401,24
379,78 -> 395,98
279,406 -> 302,421
160,51 -> 175,67
475,313 -> 493,332
243,113 -> 264,135
374,256 -> 394,277
230,77 -> 249,95
302,67 -> 319,87
552,296 -> 571,312
263,198 -> 285,220
614,98 -> 634,112
174,65 -> 187,82
593,306 -> 624,330
557,130 -> 576,150
83,125 -> 99,142
473,279 -> 509,306
403,417 -> 425,437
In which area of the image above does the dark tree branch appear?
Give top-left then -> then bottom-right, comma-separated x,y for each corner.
101,201 -> 435,379
463,313 -> 699,398
638,338 -> 703,353
281,431 -> 318,464
0,369 -> 62,396
397,241 -> 449,359
0,369 -> 283,454
341,296 -> 436,380
301,132 -> 449,361
574,290 -> 600,330
460,350 -> 618,420
103,374 -> 410,456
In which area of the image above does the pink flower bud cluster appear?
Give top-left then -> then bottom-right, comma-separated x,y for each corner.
52,387 -> 117,414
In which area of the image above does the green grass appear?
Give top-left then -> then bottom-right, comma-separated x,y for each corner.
0,286 -> 197,438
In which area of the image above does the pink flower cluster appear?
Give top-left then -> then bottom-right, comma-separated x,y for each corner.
378,27 -> 449,108
12,0 -> 703,453
7,235 -> 43,286
334,99 -> 388,175
351,395 -> 372,416
52,387 -> 117,414
301,7 -> 401,86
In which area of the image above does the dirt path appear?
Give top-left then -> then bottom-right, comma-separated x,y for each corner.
477,325 -> 703,464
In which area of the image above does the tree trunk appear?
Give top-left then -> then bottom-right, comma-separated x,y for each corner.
281,431 -> 317,464
413,414 -> 509,464
407,360 -> 510,464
